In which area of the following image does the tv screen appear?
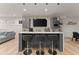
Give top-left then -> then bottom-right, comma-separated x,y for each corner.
54,24 -> 59,27
33,19 -> 47,27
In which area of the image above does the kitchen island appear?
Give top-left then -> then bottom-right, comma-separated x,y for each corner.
19,32 -> 64,52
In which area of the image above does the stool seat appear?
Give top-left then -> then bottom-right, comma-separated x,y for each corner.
23,35 -> 33,41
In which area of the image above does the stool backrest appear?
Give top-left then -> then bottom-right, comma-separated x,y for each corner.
48,35 -> 58,41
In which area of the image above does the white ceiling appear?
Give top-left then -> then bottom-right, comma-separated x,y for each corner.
0,3 -> 79,17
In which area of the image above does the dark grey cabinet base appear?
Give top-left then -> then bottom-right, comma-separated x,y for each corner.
19,32 -> 64,52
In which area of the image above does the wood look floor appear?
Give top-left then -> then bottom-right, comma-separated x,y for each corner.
0,34 -> 79,55
57,37 -> 79,55
0,33 -> 18,55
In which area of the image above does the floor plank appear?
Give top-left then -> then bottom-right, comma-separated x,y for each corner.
0,34 -> 79,55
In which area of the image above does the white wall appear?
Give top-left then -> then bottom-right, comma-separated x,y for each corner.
62,17 -> 79,37
0,17 -> 22,32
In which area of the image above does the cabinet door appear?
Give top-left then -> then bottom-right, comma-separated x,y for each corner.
48,34 -> 59,49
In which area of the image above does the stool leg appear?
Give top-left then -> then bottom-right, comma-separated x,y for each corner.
75,38 -> 78,41
26,41 -> 29,52
36,41 -> 44,55
52,41 -> 53,52
72,37 -> 73,41
52,40 -> 57,55
48,40 -> 57,55
39,41 -> 41,55
23,40 -> 32,55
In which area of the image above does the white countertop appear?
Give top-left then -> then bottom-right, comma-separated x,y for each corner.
19,32 -> 63,34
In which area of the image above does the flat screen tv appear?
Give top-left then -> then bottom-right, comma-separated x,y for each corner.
33,19 -> 47,27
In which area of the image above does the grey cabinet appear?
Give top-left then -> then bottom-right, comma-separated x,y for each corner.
19,33 -> 63,52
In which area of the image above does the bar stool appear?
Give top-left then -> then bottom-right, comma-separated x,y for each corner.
35,35 -> 45,55
31,35 -> 39,49
23,35 -> 32,55
48,35 -> 57,55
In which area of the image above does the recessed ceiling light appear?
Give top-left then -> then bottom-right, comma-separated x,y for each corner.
24,9 -> 27,11
22,3 -> 26,5
44,8 -> 48,12
57,3 -> 60,5
34,3 -> 37,5
46,3 -> 48,5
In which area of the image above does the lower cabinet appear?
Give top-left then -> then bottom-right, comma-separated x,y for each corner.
19,33 -> 63,52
